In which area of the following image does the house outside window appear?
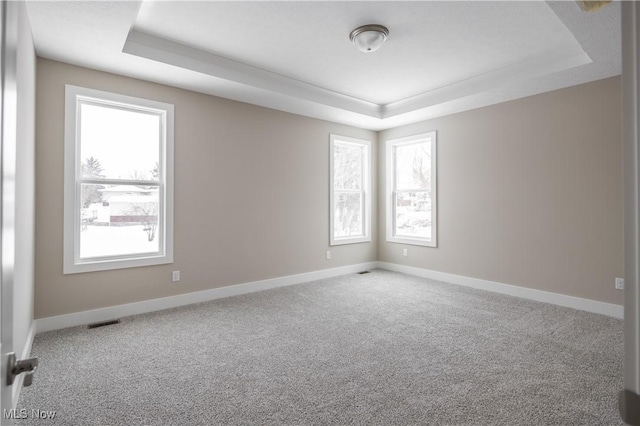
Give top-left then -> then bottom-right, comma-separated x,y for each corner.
386,132 -> 437,247
330,134 -> 372,245
63,85 -> 174,273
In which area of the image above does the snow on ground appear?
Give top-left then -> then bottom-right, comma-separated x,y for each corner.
81,225 -> 158,258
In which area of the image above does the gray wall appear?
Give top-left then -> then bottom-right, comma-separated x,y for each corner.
378,77 -> 624,305
35,59 -> 377,319
15,0 -> 36,403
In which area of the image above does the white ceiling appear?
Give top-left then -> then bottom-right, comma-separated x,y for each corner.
25,1 -> 621,131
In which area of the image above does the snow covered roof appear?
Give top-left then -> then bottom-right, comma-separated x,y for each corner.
109,195 -> 158,204
100,185 -> 158,193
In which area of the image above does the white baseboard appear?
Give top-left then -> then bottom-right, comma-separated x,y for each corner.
12,321 -> 36,408
376,262 -> 624,319
35,260 -> 622,334
35,262 -> 377,334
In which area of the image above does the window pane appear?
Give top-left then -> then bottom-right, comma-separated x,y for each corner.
334,192 -> 363,238
395,141 -> 431,190
334,143 -> 363,190
395,191 -> 432,239
80,183 -> 160,259
80,103 -> 160,181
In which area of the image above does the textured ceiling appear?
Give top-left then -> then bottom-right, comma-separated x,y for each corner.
25,1 -> 621,131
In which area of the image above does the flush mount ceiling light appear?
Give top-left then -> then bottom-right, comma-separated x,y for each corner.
575,0 -> 612,12
349,24 -> 389,53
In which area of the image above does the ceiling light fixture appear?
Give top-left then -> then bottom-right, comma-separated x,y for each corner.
575,1 -> 612,12
349,24 -> 389,53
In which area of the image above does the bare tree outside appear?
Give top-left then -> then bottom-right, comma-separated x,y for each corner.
412,143 -> 431,189
129,202 -> 159,242
334,143 -> 364,237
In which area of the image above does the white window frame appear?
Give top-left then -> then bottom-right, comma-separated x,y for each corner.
329,134 -> 372,246
63,85 -> 174,274
386,132 -> 437,247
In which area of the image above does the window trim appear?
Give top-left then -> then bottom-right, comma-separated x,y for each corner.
329,134 -> 372,246
385,132 -> 437,247
63,85 -> 174,274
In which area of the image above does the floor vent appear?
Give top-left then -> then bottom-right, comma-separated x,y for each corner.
357,271 -> 370,275
87,319 -> 121,329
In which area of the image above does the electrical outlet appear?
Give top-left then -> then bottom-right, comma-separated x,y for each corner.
403,248 -> 408,257
326,251 -> 331,260
172,270 -> 181,282
615,277 -> 624,290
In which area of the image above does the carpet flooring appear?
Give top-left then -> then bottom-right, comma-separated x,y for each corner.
17,270 -> 624,425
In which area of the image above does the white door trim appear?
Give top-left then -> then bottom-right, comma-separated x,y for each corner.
1,0 -> 19,418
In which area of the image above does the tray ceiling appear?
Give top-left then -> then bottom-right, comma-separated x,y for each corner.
25,1 -> 621,131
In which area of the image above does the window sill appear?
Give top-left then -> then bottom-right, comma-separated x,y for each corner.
386,236 -> 437,248
63,253 -> 173,274
330,236 -> 372,246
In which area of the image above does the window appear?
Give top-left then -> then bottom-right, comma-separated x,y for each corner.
64,85 -> 174,273
386,132 -> 437,247
330,134 -> 372,245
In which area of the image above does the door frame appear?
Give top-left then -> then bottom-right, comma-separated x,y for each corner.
0,0 -> 18,421
620,2 -> 640,424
